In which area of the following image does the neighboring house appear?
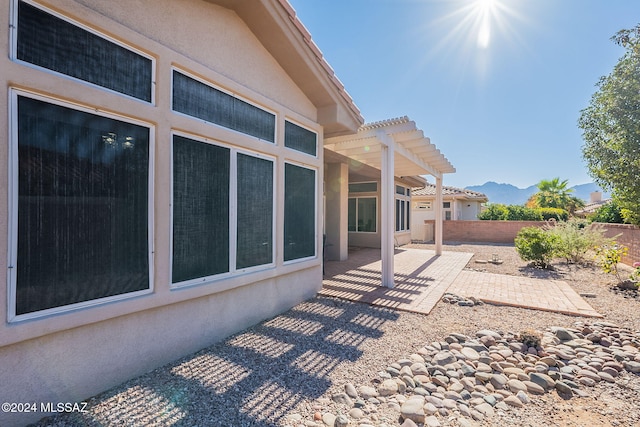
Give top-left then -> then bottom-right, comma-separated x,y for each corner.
575,191 -> 611,218
0,1 -> 456,425
410,183 -> 487,242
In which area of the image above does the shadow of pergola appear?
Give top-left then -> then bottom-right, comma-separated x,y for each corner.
32,297 -> 400,427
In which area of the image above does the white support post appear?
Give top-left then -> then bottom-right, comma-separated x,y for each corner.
378,130 -> 395,288
435,175 -> 443,256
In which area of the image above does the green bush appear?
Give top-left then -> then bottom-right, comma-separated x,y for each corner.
506,205 -> 543,221
479,204 -> 542,221
546,219 -> 610,264
478,204 -> 509,220
514,226 -> 558,268
589,201 -> 624,224
536,207 -> 568,221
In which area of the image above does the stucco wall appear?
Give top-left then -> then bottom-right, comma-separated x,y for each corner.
599,223 -> 640,267
422,220 -> 548,244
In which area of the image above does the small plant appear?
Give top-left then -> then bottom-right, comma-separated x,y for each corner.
595,244 -> 628,282
514,226 -> 558,268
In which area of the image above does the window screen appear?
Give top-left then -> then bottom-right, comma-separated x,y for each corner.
172,135 -> 230,283
284,164 -> 316,261
17,1 -> 152,102
236,154 -> 273,269
348,197 -> 377,233
358,198 -> 377,232
349,182 -> 377,193
15,96 -> 150,315
284,121 -> 317,156
172,70 -> 275,142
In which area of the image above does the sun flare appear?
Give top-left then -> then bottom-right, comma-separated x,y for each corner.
475,0 -> 497,49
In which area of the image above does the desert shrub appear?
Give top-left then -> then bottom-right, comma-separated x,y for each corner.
514,226 -> 558,268
595,244 -> 628,282
546,219 -> 611,264
536,207 -> 568,221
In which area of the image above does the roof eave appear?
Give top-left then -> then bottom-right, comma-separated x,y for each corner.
205,0 -> 364,136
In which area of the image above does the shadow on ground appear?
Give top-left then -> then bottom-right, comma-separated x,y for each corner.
30,297 -> 399,427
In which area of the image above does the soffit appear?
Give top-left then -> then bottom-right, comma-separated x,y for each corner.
206,0 -> 363,137
324,116 -> 456,179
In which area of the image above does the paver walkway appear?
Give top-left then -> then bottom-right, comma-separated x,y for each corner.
321,247 -> 472,313
448,270 -> 603,318
321,247 -> 603,318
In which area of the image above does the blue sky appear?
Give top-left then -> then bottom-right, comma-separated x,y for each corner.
288,0 -> 640,189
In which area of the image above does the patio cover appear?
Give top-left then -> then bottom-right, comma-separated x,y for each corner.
324,116 -> 455,288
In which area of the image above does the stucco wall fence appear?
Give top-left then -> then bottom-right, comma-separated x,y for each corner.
423,220 -> 639,267
598,223 -> 640,266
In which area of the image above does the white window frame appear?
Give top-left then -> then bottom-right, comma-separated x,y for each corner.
10,0 -> 156,105
348,196 -> 378,234
7,89 -> 155,323
170,131 -> 276,290
283,160 -> 318,265
395,185 -> 410,233
283,118 -> 319,158
171,67 -> 277,143
415,201 -> 433,210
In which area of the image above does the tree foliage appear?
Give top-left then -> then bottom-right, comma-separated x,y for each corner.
579,24 -> 640,225
589,200 -> 625,224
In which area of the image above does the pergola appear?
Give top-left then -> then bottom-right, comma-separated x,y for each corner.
324,116 -> 455,288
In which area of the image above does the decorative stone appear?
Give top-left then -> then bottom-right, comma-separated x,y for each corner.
503,395 -> 523,408
400,399 -> 425,424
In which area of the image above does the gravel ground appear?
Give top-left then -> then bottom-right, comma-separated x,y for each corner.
31,243 -> 640,427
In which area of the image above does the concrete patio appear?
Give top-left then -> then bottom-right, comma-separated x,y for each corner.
321,247 -> 602,318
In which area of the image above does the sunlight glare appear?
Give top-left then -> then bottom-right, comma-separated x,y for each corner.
476,0 -> 496,49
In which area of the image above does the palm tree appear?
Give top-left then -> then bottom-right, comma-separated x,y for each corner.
527,178 -> 585,214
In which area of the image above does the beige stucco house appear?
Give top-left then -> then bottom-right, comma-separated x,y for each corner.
0,1 -> 454,425
410,183 -> 487,242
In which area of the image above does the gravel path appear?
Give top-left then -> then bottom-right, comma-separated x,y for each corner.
31,244 -> 640,427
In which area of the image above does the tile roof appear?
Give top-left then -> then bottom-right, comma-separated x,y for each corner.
412,183 -> 488,200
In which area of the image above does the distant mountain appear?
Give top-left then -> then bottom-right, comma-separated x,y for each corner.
466,181 -> 609,205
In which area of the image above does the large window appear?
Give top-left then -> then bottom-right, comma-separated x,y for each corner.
11,94 -> 151,318
284,163 -> 316,262
171,135 -> 275,286
237,154 -> 273,268
172,136 -> 230,283
172,70 -> 275,142
348,197 -> 377,233
15,1 -> 153,102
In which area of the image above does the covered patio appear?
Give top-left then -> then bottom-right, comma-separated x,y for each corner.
323,117 -> 455,288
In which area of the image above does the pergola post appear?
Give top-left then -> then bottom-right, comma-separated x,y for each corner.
378,130 -> 395,288
435,175 -> 443,256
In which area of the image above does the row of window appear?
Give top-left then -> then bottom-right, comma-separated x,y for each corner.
8,1 -> 319,320
14,0 -> 318,153
11,91 -> 317,319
